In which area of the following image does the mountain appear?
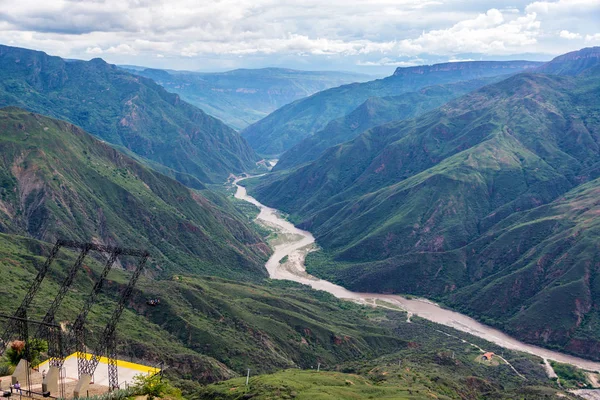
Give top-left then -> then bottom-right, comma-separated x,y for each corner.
0,107 -> 268,278
125,67 -> 373,131
275,77 -> 504,170
246,48 -> 600,359
536,46 -> 600,75
241,60 -> 542,156
0,44 -> 258,184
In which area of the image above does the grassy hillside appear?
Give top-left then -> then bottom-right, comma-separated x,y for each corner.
0,234 -> 406,385
126,67 -> 372,130
0,44 -> 258,184
0,108 -> 268,278
196,315 -> 576,399
275,77 -> 504,170
248,50 -> 600,359
241,61 -> 541,156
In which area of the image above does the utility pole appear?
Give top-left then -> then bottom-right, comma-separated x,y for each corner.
246,369 -> 250,386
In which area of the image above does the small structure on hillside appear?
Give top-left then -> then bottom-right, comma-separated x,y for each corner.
482,352 -> 495,361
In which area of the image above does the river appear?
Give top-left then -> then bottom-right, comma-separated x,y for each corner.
234,177 -> 600,374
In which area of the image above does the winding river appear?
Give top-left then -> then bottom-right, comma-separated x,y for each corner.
234,177 -> 600,374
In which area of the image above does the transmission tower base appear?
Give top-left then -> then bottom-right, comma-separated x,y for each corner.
42,366 -> 60,395
12,359 -> 30,385
73,374 -> 92,399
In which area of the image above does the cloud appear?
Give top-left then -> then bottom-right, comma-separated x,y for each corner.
0,0 -> 596,71
448,57 -> 476,62
586,33 -> 600,42
560,30 -> 581,40
357,57 -> 425,67
400,9 -> 541,55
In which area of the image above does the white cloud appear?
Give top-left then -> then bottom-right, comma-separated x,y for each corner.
85,46 -> 103,54
0,0 -> 596,71
400,9 -> 542,55
357,57 -> 425,67
586,33 -> 600,42
448,57 -> 475,62
560,30 -> 582,40
526,0 -> 600,14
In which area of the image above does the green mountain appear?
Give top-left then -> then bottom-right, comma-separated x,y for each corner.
0,107 -> 268,278
536,46 -> 600,75
246,48 -> 600,359
0,44 -> 259,184
241,60 -> 542,156
125,67 -> 373,131
275,77 -> 504,170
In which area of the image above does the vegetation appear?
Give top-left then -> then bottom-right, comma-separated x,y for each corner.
0,108 -> 270,278
2,339 -> 48,367
126,67 -> 372,131
275,77 -> 505,170
241,60 -> 541,156
249,48 -> 600,360
0,44 -> 259,184
195,313 -> 577,399
550,361 -> 590,389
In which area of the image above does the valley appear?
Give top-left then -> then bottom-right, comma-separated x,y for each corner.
234,176 -> 600,374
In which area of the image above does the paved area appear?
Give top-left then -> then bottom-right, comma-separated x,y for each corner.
0,353 -> 159,398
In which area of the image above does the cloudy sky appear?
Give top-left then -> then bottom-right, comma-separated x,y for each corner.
0,0 -> 598,74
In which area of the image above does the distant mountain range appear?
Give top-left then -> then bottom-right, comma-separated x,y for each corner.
123,67 -> 373,130
275,76 -> 505,170
241,60 -> 542,156
0,45 -> 258,185
247,47 -> 600,360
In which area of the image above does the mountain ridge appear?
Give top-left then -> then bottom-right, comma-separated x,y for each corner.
0,44 -> 259,184
241,60 -> 543,156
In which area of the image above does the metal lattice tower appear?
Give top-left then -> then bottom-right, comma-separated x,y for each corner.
107,333 -> 118,390
0,240 -> 64,356
81,252 -> 149,378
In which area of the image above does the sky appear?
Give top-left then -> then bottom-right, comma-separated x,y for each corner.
0,0 -> 598,74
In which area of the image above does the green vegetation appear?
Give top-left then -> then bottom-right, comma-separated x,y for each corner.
0,108 -> 268,278
275,77 -> 505,170
3,339 -> 49,367
0,44 -> 259,184
242,60 -> 541,156
0,233 -> 405,385
550,361 -> 590,389
195,313 -> 577,399
249,48 -> 600,360
126,67 -> 372,131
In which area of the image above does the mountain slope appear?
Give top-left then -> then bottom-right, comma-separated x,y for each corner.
536,46 -> 600,76
0,107 -> 268,278
0,44 -> 258,184
247,51 -> 600,359
0,234 -> 406,384
126,67 -> 373,130
241,60 -> 541,156
275,77 -> 504,170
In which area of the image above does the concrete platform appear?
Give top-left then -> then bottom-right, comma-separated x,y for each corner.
37,353 -> 159,396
